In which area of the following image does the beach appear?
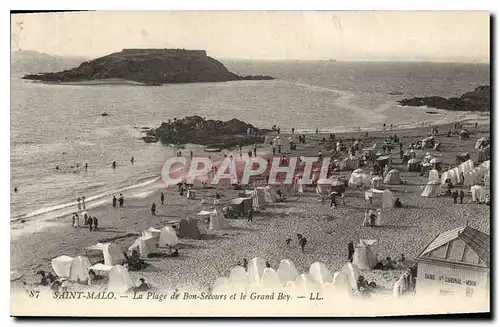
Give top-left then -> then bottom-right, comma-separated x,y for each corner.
11,119 -> 490,293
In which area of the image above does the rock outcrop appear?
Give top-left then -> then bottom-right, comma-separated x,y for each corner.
152,116 -> 271,147
397,85 -> 490,111
22,48 -> 274,85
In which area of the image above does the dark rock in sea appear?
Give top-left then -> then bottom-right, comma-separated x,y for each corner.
397,85 -> 490,111
153,116 -> 271,147
22,48 -> 275,85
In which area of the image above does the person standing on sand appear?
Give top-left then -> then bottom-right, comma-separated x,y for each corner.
161,192 -> 165,205
85,163 -> 88,171
112,161 -> 116,169
131,156 -> 134,164
460,190 -> 465,204
77,197 -> 81,210
247,208 -> 254,223
452,190 -> 458,204
151,203 -> 156,216
299,236 -> 307,253
239,144 -> 242,157
383,123 -> 386,131
112,196 -> 117,208
119,194 -> 124,207
82,196 -> 86,209
93,216 -> 98,231
72,214 -> 76,228
14,187 -> 18,193
286,237 -> 292,247
291,127 -> 295,134
315,128 -> 319,134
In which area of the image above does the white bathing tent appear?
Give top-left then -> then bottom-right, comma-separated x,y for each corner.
141,227 -> 161,239
129,235 -> 158,258
260,268 -> 281,289
471,185 -> 490,203
246,187 -> 266,209
421,180 -> 442,198
309,262 -> 333,285
229,266 -> 249,290
68,256 -> 91,283
464,167 -> 484,186
428,169 -> 440,183
407,158 -> 420,172
264,185 -> 279,203
335,262 -> 361,293
484,170 -> 490,188
382,189 -> 396,208
349,169 -> 371,187
441,169 -> 459,186
85,243 -> 127,266
209,208 -> 230,230
351,239 -> 378,270
277,259 -> 299,284
371,176 -> 383,189
51,255 -> 74,277
295,273 -> 320,291
158,226 -> 179,247
107,265 -> 134,293
247,257 -> 266,285
383,169 -> 401,185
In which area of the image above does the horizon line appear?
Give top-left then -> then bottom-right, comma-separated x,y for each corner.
11,49 -> 490,65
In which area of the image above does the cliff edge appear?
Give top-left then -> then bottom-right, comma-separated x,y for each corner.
22,49 -> 274,84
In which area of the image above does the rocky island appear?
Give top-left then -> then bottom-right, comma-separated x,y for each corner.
22,48 -> 274,85
397,85 -> 490,111
148,116 -> 271,148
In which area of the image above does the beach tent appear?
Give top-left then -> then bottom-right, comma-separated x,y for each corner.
428,169 -> 440,183
69,256 -> 91,283
247,257 -> 266,285
231,197 -> 252,217
309,262 -> 333,285
475,137 -> 487,149
316,178 -> 333,197
261,268 -> 281,289
107,265 -> 134,293
51,255 -> 74,277
407,158 -> 420,172
295,273 -> 320,291
459,130 -> 470,140
441,169 -> 459,186
85,243 -> 126,266
422,136 -> 435,148
213,277 -> 234,294
229,266 -> 249,288
209,208 -> 230,230
464,167 -> 483,186
421,180 -> 442,198
484,170 -> 490,188
352,240 -> 378,270
141,227 -> 161,239
349,170 -> 371,187
371,176 -> 383,190
129,235 -> 157,258
382,189 -> 396,208
383,169 -> 401,185
338,262 -> 361,292
246,188 -> 266,209
264,186 -> 280,203
159,226 -> 179,247
277,259 -> 299,284
178,218 -> 201,239
471,185 -> 490,203
88,263 -> 114,274
344,156 -> 360,170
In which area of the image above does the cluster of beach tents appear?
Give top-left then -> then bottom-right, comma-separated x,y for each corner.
211,241 -> 384,297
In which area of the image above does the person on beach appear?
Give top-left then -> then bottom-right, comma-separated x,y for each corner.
277,127 -> 280,134
239,144 -> 242,157
14,187 -> 18,193
82,196 -> 86,209
452,190 -> 459,204
93,216 -> 98,231
247,208 -> 254,223
72,214 -> 76,227
315,128 -> 319,134
151,203 -> 156,216
329,192 -> 337,208
286,237 -> 292,247
248,150 -> 253,158
299,236 -> 307,253
390,124 -> 393,131
112,161 -> 116,169
266,261 -> 271,268
112,196 -> 117,208
88,217 -> 93,231
133,278 -> 150,292
369,210 -> 377,227
348,242 -> 355,262
459,190 -> 465,204
291,127 -> 295,134
272,147 -> 276,156
383,123 -> 386,131
77,197 -> 81,209
131,156 -> 134,164
376,209 -> 382,227
85,163 -> 88,171
83,212 -> 88,226
119,194 -> 124,207
161,192 -> 165,205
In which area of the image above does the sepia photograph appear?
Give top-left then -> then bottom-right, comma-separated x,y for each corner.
9,9 -> 491,317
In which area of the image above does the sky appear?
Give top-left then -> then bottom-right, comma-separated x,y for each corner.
11,11 -> 490,62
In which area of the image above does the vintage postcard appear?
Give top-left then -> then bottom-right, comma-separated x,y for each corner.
10,10 -> 490,317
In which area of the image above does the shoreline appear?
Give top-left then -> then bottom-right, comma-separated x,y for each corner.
11,119 -> 490,295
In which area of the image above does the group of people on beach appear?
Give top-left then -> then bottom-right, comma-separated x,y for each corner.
112,194 -> 125,208
71,212 -> 98,231
55,162 -> 89,173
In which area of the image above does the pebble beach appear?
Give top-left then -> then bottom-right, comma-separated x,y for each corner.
10,120 -> 490,295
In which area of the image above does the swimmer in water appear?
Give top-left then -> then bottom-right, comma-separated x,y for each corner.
14,187 -> 18,193
131,156 -> 134,164
112,161 -> 116,169
55,165 -> 60,170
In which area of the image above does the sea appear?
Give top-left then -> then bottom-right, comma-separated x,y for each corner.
10,60 -> 490,236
